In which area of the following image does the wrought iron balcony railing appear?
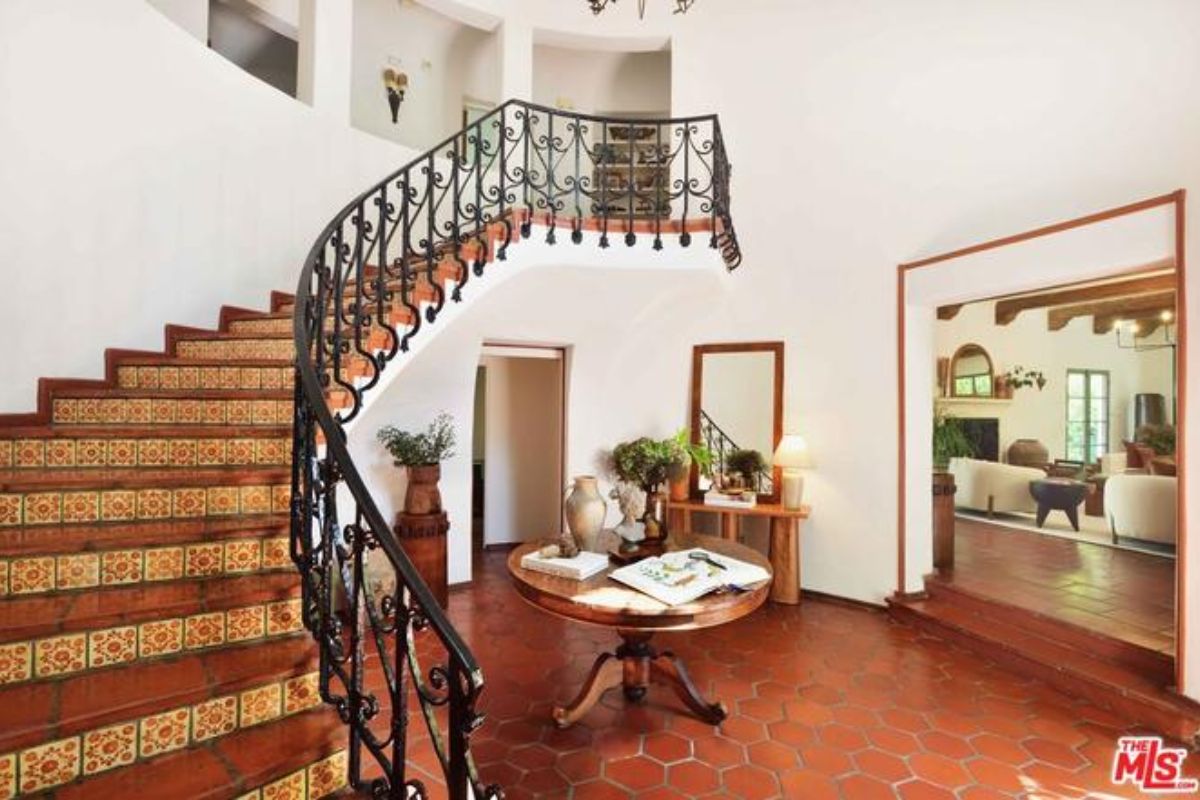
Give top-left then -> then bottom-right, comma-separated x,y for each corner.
290,98 -> 741,799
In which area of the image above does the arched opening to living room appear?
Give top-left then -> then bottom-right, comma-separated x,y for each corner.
895,193 -> 1188,701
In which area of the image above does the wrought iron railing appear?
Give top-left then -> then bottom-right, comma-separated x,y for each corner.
699,409 -> 773,494
290,99 -> 741,799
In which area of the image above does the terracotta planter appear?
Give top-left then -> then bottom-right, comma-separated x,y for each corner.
403,463 -> 443,515
668,474 -> 689,503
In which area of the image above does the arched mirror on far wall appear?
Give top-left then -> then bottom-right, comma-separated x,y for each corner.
949,343 -> 994,398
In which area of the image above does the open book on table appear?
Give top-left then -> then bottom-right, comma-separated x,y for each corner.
608,548 -> 771,607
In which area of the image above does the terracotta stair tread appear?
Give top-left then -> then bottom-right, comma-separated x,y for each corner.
0,466 -> 289,492
53,707 -> 343,800
0,572 -> 300,643
0,425 -> 292,440
889,596 -> 1200,739
0,634 -> 316,752
49,388 -> 295,399
113,356 -> 298,368
0,513 -> 287,555
925,574 -> 1174,681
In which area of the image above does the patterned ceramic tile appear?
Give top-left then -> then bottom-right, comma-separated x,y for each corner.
234,791 -> 261,800
0,642 -> 33,685
283,672 -> 320,715
88,626 -> 138,668
108,440 -> 138,468
208,487 -> 239,516
126,399 -> 152,424
225,540 -> 263,573
237,367 -> 261,389
185,542 -> 223,576
202,400 -> 225,425
199,366 -> 220,390
136,488 -> 172,520
172,488 -> 207,519
34,633 -> 87,678
0,495 -> 19,527
18,736 -> 80,794
262,770 -> 306,800
192,695 -> 239,742
255,439 -> 287,465
117,366 -> 138,388
184,611 -> 226,649
219,366 -> 241,389
136,366 -> 160,389
76,440 -> 106,467
51,399 -> 78,423
169,439 -> 198,466
227,400 -> 252,425
100,490 -> 137,522
252,401 -> 278,426
10,557 -> 54,594
13,440 -> 44,468
44,440 -> 75,468
0,752 -> 14,800
152,399 -> 177,424
23,493 -> 62,525
0,560 -> 7,595
160,367 -> 181,389
307,751 -> 347,798
272,485 -> 292,514
177,399 -> 202,424
0,441 -> 11,469
99,399 -> 124,424
101,550 -> 144,586
138,618 -> 183,658
138,439 -> 169,467
266,599 -> 303,636
239,683 -> 282,727
261,538 -> 291,570
81,722 -> 137,775
56,553 -> 100,589
144,547 -> 184,581
196,440 -> 225,466
226,605 -> 265,643
240,485 -> 273,515
228,439 -> 255,465
139,707 -> 190,758
178,367 -> 199,390
61,491 -> 100,524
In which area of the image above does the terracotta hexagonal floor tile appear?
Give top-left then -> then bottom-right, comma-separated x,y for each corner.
799,744 -> 854,777
897,778 -> 959,800
918,730 -> 975,760
746,740 -> 799,771
853,747 -> 912,784
721,764 -> 779,800
909,752 -> 971,789
779,769 -> 839,800
866,727 -> 921,756
573,780 -> 632,800
558,749 -> 603,783
519,766 -> 570,795
667,760 -> 720,795
766,719 -> 816,749
1022,736 -> 1086,770
970,733 -> 1031,766
837,773 -> 896,800
635,788 -> 690,800
819,723 -> 869,751
606,755 -> 665,792
784,699 -> 836,727
965,757 -> 1026,793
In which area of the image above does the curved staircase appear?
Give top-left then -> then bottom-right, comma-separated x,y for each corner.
0,100 -> 741,798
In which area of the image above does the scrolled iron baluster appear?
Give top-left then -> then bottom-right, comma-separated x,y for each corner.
625,121 -> 636,246
496,104 -> 513,262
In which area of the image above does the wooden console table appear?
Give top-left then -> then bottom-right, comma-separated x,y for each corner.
666,500 -> 810,604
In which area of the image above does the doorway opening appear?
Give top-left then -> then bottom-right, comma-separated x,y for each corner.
472,345 -> 566,553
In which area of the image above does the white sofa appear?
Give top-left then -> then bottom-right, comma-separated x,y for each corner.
1105,474 -> 1177,547
949,458 -> 1044,515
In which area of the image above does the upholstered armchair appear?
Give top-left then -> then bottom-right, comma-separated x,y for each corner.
949,458 -> 1044,516
1105,473 -> 1177,547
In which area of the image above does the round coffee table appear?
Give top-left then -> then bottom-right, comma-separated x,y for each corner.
507,534 -> 771,728
1029,478 -> 1090,532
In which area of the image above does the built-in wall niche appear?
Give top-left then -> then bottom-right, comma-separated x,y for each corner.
208,0 -> 299,97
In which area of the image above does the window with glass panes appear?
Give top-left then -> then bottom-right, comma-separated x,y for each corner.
1066,369 -> 1109,463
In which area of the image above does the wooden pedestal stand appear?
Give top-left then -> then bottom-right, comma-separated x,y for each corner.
394,511 -> 449,609
932,472 -> 956,570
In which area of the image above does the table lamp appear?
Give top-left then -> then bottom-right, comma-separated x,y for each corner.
773,435 -> 812,510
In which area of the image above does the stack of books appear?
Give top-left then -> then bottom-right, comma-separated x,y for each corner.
518,549 -> 609,580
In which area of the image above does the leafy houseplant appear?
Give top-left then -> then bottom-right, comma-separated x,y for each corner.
725,448 -> 767,491
665,429 -> 713,501
1137,424 -> 1176,456
377,413 -> 457,515
611,437 -> 675,496
999,366 -> 1047,393
933,411 -> 975,472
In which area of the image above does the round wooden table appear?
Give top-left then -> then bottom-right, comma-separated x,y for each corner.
507,534 -> 771,728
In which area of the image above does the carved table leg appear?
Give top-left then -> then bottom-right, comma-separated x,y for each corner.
553,631 -> 728,727
552,652 -> 623,729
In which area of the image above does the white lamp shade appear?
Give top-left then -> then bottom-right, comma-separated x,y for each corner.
773,435 -> 812,469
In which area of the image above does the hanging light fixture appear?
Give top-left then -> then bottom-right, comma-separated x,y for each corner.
1113,310 -> 1177,351
587,0 -> 697,18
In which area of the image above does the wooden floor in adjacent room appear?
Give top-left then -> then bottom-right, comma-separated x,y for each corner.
949,518 -> 1175,656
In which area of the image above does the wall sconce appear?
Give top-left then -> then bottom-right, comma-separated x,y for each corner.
383,68 -> 408,123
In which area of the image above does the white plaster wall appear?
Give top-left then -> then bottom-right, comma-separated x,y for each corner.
936,300 -> 1176,461
0,0 -> 413,413
532,45 -> 669,114
351,0 -> 500,149
477,355 -> 562,546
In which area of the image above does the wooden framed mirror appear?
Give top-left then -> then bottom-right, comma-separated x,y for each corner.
949,343 -> 994,398
689,342 -> 784,502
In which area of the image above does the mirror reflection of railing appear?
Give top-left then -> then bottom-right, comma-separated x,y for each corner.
699,409 -> 774,494
291,99 -> 741,799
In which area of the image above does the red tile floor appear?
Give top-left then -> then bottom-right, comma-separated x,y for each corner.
381,549 -> 1198,799
951,517 -> 1175,656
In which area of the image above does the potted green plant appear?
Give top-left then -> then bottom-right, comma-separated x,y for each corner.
665,429 -> 713,502
611,436 -> 680,541
1137,424 -> 1176,456
999,366 -> 1047,395
377,413 -> 457,515
932,410 -> 974,472
725,448 -> 767,491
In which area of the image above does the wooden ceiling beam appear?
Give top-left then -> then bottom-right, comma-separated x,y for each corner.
1093,307 -> 1175,337
994,268 -> 1176,325
937,304 -> 963,320
1045,291 -> 1175,331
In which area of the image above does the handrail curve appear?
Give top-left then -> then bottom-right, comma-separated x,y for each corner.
290,98 -> 740,799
